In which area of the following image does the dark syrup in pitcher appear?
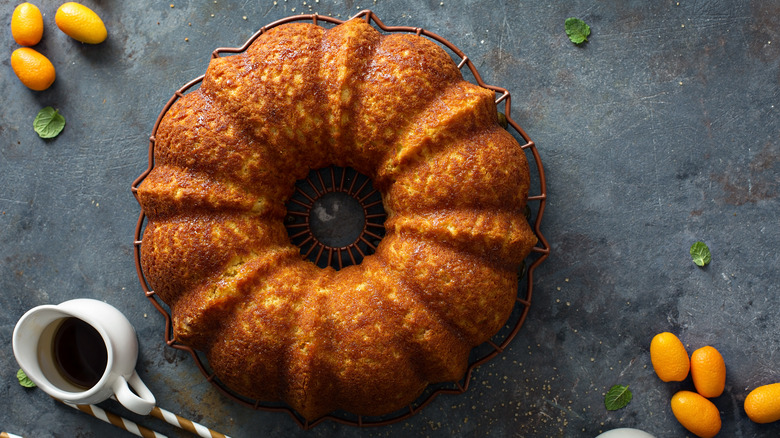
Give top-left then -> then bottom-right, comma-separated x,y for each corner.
52,317 -> 108,389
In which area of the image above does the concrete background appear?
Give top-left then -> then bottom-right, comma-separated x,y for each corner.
1,0 -> 778,436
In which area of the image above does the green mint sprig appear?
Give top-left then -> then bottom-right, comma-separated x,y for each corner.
690,241 -> 711,267
33,106 -> 66,139
604,384 -> 632,410
17,368 -> 36,388
565,17 -> 591,45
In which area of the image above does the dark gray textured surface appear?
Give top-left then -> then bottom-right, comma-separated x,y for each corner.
2,0 -> 779,437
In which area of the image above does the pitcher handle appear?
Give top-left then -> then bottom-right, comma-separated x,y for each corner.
112,370 -> 156,415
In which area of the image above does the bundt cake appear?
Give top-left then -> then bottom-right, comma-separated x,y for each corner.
135,17 -> 537,421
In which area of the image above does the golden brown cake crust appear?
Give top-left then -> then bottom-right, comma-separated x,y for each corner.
136,17 -> 537,421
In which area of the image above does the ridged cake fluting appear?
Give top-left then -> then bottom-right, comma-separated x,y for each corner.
136,17 -> 537,421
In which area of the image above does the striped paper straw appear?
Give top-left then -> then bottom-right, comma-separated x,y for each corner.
57,400 -> 167,438
1,432 -> 24,438
150,406 -> 231,438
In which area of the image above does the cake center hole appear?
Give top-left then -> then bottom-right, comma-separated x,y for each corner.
285,167 -> 386,270
309,192 -> 365,248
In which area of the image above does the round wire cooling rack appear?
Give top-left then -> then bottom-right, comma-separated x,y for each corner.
131,9 -> 549,430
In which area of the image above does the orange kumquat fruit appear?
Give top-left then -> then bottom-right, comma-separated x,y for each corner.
690,345 -> 726,398
671,391 -> 721,438
10,47 -> 56,91
650,332 -> 690,382
744,382 -> 780,424
55,2 -> 107,44
11,2 -> 44,46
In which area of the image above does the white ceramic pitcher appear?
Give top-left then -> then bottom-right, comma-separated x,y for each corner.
12,298 -> 155,415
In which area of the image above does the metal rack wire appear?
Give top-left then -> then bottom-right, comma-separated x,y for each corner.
131,9 -> 549,429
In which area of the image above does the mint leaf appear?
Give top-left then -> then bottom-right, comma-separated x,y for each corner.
17,368 -> 36,388
604,384 -> 632,410
565,17 -> 591,45
690,241 -> 711,267
33,106 -> 66,139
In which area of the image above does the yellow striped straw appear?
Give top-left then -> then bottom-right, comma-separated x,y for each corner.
58,400 -> 167,438
55,397 -> 230,437
149,406 -> 231,438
